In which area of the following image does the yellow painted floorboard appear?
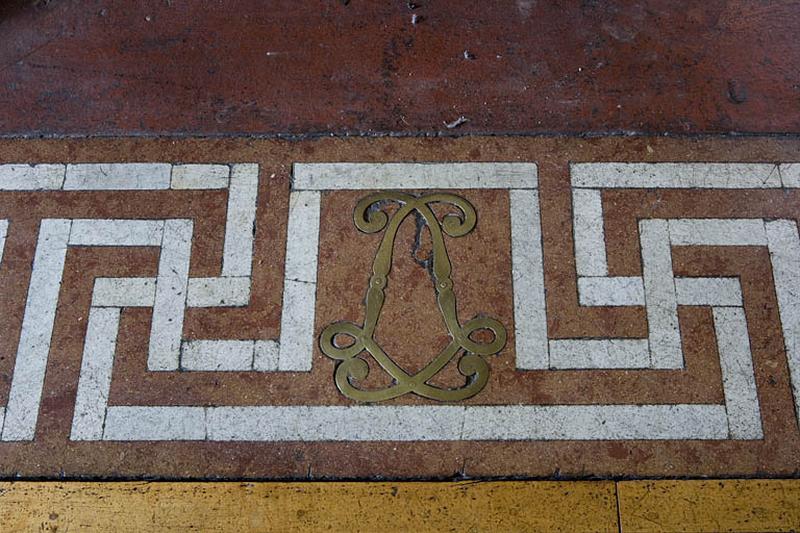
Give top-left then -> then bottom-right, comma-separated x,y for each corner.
3,479 -> 800,532
618,479 -> 800,532
0,481 -> 618,532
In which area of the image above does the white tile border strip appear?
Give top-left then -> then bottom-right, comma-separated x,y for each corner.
65,163 -> 172,190
2,219 -> 71,440
578,277 -> 743,308
675,277 -> 743,307
69,219 -> 164,247
180,340 -> 256,371
221,164 -> 259,277
186,277 -> 250,307
510,189 -> 549,369
578,276 -> 645,307
292,162 -> 538,190
277,190 -> 321,371
780,163 -> 800,187
0,164 -> 64,190
147,219 -> 193,371
572,189 -> 608,276
171,164 -> 230,189
713,307 -> 763,439
0,162 -> 243,191
277,280 -> 317,371
103,406 -> 206,441
283,191 -> 321,283
765,220 -> 800,429
639,219 -> 683,369
669,219 -> 767,246
92,277 -> 156,307
549,339 -> 650,369
571,162 -> 780,188
100,404 -> 729,441
70,307 -> 121,441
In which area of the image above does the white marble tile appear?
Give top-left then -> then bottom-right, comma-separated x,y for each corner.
765,219 -> 800,429
640,219 -> 682,369
181,340 -> 255,371
578,276 -> 645,306
64,163 -> 171,190
571,163 -> 780,189
0,164 -> 64,190
277,279 -> 316,371
669,219 -> 767,246
70,307 -> 120,441
221,164 -> 258,277
674,277 -> 743,307
207,406 -> 467,441
549,339 -> 650,369
510,189 -> 549,369
69,219 -> 164,246
92,277 -> 156,307
171,164 -> 230,189
293,162 -> 538,190
713,307 -> 763,439
186,277 -> 250,307
86,402 -> 738,441
572,189 -> 608,277
779,163 -> 800,188
2,219 -> 71,440
283,190 -> 321,283
204,404 -> 729,441
208,406 -> 463,442
103,406 -> 206,441
148,219 -> 192,371
462,405 -> 729,440
253,340 -> 280,371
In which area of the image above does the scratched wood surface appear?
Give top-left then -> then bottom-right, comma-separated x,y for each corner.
2,480 -> 800,532
0,1 -> 797,136
0,481 -> 619,532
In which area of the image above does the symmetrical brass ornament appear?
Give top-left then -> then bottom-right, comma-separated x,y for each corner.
319,192 -> 507,402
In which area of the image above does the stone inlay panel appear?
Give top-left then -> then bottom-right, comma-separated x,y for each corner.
0,137 -> 798,479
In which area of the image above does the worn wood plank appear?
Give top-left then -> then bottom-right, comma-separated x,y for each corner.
0,481 -> 619,532
0,1 -> 797,136
618,479 -> 800,532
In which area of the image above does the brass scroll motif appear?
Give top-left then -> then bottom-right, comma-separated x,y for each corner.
319,192 -> 507,402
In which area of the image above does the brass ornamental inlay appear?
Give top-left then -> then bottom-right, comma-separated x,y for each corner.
319,192 -> 507,402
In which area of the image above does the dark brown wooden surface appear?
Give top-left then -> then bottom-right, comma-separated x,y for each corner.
1,0 -> 798,136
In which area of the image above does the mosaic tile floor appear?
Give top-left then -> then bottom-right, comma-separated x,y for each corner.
1,2 -> 798,530
0,136 -> 797,479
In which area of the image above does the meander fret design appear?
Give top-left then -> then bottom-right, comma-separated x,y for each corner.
0,161 -> 799,441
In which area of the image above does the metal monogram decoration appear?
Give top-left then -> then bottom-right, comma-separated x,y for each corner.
319,192 -> 507,402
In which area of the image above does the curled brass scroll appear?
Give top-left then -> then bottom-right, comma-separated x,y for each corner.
319,192 -> 507,402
